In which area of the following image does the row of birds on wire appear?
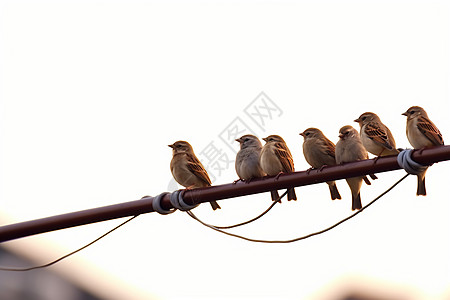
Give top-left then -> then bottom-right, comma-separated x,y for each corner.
168,106 -> 444,211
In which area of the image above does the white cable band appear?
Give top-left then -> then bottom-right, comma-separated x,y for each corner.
152,192 -> 176,215
170,190 -> 198,211
397,149 -> 428,175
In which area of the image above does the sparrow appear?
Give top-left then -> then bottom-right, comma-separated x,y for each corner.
235,134 -> 266,182
300,128 -> 341,200
260,135 -> 297,201
335,125 -> 370,210
402,106 -> 444,195
169,141 -> 221,210
355,112 -> 399,157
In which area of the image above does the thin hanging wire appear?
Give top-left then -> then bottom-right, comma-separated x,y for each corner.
187,174 -> 410,243
0,215 -> 139,272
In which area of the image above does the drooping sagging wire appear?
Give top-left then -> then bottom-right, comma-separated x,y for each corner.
200,190 -> 288,230
0,173 -> 410,271
187,174 -> 410,243
0,215 -> 140,272
0,190 -> 287,271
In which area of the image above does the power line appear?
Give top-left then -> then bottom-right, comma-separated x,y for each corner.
0,146 -> 448,271
0,215 -> 139,272
0,173 -> 409,271
0,146 -> 448,243
0,173 -> 410,271
0,192 -> 287,271
187,174 -> 409,243
212,190 -> 286,230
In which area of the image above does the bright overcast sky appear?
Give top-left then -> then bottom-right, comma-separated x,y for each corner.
1,0 -> 449,299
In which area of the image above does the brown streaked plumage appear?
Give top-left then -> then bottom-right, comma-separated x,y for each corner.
403,106 -> 444,148
169,141 -> 221,210
260,135 -> 297,201
335,126 -> 370,211
355,112 -> 399,157
300,128 -> 341,200
402,106 -> 444,196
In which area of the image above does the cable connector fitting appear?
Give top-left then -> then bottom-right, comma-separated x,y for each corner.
152,192 -> 176,215
397,149 -> 429,175
170,190 -> 198,211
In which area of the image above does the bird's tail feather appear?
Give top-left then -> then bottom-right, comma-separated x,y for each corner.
210,200 -> 221,210
417,175 -> 426,196
352,193 -> 362,210
271,190 -> 280,201
328,183 -> 342,200
287,188 -> 297,201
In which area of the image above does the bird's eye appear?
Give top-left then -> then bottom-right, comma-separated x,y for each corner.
410,110 -> 415,114
244,138 -> 249,142
305,132 -> 310,136
361,116 -> 366,121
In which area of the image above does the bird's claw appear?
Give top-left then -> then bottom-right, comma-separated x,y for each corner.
373,156 -> 381,164
275,172 -> 284,180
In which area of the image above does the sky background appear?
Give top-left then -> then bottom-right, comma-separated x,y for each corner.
1,0 -> 450,299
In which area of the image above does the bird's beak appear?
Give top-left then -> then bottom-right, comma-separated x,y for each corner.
262,137 -> 268,142
401,112 -> 408,116
338,133 -> 344,139
168,144 -> 174,149
235,138 -> 243,143
354,118 -> 361,123
299,132 -> 305,137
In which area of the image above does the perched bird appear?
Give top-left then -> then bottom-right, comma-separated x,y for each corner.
355,112 -> 399,157
300,128 -> 341,200
235,134 -> 266,182
169,141 -> 221,210
402,106 -> 444,196
335,126 -> 369,210
260,135 -> 297,201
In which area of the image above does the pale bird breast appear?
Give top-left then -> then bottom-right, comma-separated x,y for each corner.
407,119 -> 435,148
236,148 -> 264,179
260,145 -> 283,175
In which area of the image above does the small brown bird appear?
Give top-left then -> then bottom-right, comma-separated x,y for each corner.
355,112 -> 399,157
300,128 -> 341,200
169,141 -> 221,210
235,134 -> 266,181
402,106 -> 444,196
260,135 -> 297,201
335,126 -> 369,211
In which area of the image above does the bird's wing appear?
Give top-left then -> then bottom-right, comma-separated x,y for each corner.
364,122 -> 395,150
186,154 -> 212,185
323,138 -> 336,159
274,142 -> 295,172
417,116 -> 444,146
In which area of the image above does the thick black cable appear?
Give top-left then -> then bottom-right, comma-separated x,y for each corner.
0,215 -> 139,272
187,174 -> 410,243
